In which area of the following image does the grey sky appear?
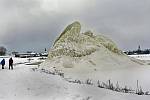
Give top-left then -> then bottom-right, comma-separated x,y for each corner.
0,0 -> 150,52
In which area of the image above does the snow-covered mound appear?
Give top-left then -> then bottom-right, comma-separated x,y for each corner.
49,21 -> 123,59
41,21 -> 142,74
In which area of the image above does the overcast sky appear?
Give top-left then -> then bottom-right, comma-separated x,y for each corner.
0,0 -> 150,52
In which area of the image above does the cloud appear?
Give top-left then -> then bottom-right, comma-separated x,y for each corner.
77,0 -> 150,50
0,0 -> 150,52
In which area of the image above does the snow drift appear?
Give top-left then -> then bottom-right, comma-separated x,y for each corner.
41,21 -> 142,73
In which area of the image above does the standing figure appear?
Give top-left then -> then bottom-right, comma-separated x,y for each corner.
9,57 -> 13,70
1,59 -> 5,69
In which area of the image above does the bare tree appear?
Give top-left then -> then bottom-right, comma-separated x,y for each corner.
0,46 -> 7,56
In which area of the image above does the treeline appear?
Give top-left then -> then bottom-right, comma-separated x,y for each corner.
0,46 -> 7,56
124,49 -> 150,55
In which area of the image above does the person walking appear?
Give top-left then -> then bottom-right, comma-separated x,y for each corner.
1,58 -> 5,69
9,57 -> 13,70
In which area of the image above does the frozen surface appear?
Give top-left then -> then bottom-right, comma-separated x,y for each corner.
0,57 -> 150,100
129,54 -> 150,60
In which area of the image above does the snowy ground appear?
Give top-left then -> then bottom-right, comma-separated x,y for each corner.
129,54 -> 150,65
0,56 -> 150,100
129,54 -> 150,61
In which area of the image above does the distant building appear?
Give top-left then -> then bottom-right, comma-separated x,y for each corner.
40,52 -> 48,57
138,45 -> 141,51
39,48 -> 48,57
15,52 -> 40,58
12,51 -> 19,55
124,45 -> 150,55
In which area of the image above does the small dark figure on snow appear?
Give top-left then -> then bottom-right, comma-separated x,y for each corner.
9,57 -> 13,70
1,59 -> 5,69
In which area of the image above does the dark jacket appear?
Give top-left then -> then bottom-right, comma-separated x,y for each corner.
9,58 -> 13,65
1,59 -> 5,65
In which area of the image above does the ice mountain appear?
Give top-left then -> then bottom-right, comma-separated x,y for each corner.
41,21 -> 141,73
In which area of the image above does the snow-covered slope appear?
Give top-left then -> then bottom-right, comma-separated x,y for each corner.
0,57 -> 150,100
